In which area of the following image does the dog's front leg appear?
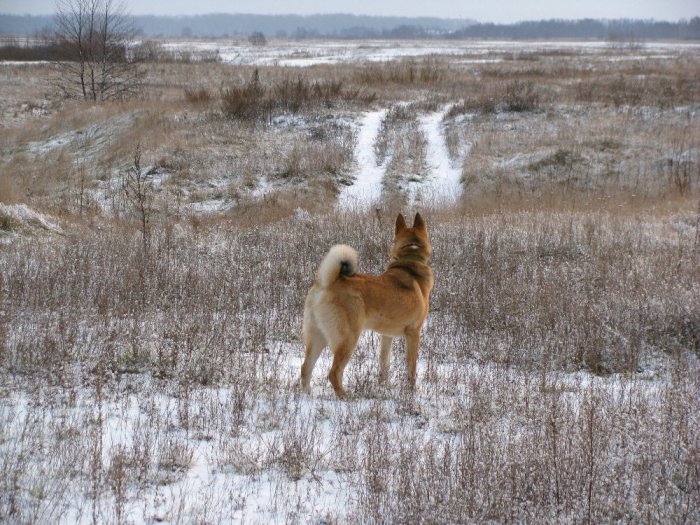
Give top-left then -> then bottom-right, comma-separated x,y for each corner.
379,335 -> 393,382
405,329 -> 420,388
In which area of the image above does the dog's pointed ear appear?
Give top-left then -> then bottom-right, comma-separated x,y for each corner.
413,212 -> 426,231
395,213 -> 407,234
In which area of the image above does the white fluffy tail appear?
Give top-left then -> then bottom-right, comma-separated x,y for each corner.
317,244 -> 358,287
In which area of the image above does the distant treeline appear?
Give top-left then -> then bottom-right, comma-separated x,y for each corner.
0,13 -> 470,38
0,13 -> 698,40
450,18 -> 700,40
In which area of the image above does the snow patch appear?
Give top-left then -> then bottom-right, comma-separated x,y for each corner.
0,203 -> 63,235
337,109 -> 388,209
414,107 -> 464,204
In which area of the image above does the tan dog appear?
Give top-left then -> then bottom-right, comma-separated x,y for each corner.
301,213 -> 434,398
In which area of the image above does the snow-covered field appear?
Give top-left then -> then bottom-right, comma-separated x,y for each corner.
159,38 -> 700,67
2,204 -> 698,523
1,39 -> 699,523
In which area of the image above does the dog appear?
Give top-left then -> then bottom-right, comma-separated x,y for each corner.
301,213 -> 434,398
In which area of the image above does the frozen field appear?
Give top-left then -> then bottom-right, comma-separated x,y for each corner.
160,38 -> 700,66
1,38 -> 699,523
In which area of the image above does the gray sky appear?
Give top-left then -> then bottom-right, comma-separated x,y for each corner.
1,0 -> 697,23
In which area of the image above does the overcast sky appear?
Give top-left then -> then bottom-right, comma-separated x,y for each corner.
1,0 -> 697,23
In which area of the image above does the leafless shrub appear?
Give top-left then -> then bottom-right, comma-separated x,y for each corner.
0,209 -> 21,233
502,80 -> 541,112
121,142 -> 154,251
220,69 -> 270,123
248,32 -> 267,47
184,86 -> 212,104
273,75 -> 310,113
222,70 -> 357,124
0,39 -> 66,61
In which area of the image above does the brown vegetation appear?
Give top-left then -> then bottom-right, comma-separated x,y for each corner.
0,40 -> 698,522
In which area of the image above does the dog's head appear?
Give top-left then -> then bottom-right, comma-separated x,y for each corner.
392,213 -> 432,263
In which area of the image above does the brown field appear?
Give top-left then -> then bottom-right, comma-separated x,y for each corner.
0,40 -> 698,523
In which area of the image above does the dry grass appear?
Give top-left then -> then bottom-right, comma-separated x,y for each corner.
453,105 -> 700,197
0,40 -> 699,523
3,44 -> 698,209
1,197 -> 698,522
354,57 -> 443,86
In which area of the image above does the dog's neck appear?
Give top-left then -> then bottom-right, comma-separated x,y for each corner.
392,253 -> 429,265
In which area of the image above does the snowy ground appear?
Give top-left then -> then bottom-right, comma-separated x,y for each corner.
2,199 -> 697,523
338,105 -> 465,209
413,107 -> 464,205
158,39 -> 700,67
337,109 -> 387,209
1,39 -> 699,524
2,342 -> 696,523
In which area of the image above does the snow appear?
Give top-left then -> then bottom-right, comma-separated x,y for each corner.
0,60 -> 52,66
0,350 -> 357,524
0,346 -> 689,523
337,109 -> 387,209
0,203 -> 62,234
161,39 -> 700,67
27,112 -> 138,157
414,107 -> 464,205
338,106 -> 466,209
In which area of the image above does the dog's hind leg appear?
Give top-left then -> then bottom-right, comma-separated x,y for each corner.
405,329 -> 420,388
301,329 -> 326,394
328,335 -> 359,399
379,335 -> 393,382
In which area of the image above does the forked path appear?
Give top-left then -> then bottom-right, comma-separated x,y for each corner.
337,109 -> 388,209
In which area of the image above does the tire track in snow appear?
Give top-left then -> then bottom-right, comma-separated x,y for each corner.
337,109 -> 388,209
413,107 -> 464,205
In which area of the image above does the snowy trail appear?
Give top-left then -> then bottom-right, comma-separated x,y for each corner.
337,109 -> 387,209
338,106 -> 464,209
415,107 -> 464,205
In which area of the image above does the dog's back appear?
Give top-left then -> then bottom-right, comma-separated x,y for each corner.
301,213 -> 433,398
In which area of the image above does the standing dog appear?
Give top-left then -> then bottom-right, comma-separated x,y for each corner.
301,213 -> 434,398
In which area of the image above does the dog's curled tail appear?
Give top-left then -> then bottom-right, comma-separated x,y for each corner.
317,244 -> 358,287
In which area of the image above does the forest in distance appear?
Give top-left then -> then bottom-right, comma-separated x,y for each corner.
1,13 -> 699,40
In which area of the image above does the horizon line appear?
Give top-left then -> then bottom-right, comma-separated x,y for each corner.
1,12 -> 697,25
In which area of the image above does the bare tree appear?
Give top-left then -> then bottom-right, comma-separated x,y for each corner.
54,0 -> 144,101
122,143 -> 154,252
248,31 -> 267,46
